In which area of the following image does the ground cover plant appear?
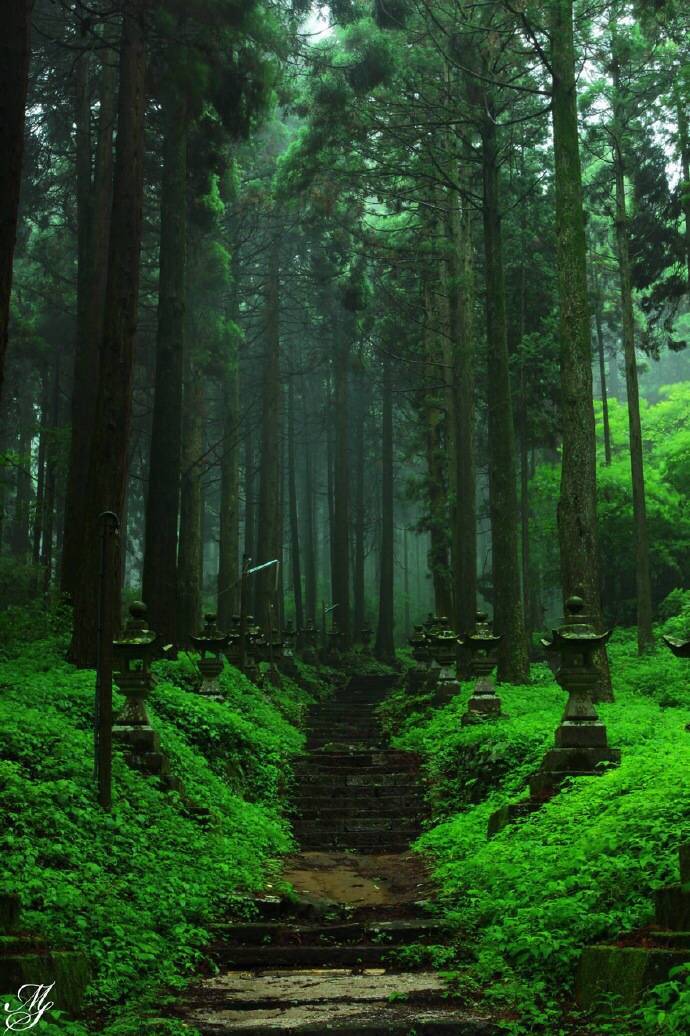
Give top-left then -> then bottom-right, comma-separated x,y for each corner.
0,607 -> 326,1035
386,629 -> 690,1034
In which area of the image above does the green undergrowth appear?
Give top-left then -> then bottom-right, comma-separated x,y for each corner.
0,609 -> 330,1035
385,631 -> 690,1034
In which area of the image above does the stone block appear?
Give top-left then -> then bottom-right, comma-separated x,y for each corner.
555,721 -> 609,748
487,800 -> 541,838
112,725 -> 160,753
0,949 -> 90,1015
576,945 -> 690,1012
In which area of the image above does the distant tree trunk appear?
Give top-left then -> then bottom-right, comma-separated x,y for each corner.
255,233 -> 282,632
0,0 -> 32,397
41,349 -> 60,591
287,376 -> 303,630
611,47 -> 654,653
375,352 -> 395,663
353,373 -> 366,636
301,378 -> 317,624
217,337 -> 240,627
422,279 -> 452,618
69,3 -> 146,665
550,0 -> 611,697
32,369 -> 50,565
177,363 -> 204,643
142,95 -> 187,643
327,407 -> 336,605
332,329 -> 350,640
62,42 -> 116,598
10,385 -> 33,558
481,108 -> 529,683
444,184 -> 476,635
591,256 -> 612,465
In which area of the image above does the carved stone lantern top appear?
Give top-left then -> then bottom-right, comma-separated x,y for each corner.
113,602 -> 159,671
191,612 -> 230,657
459,611 -> 502,654
663,635 -> 690,659
543,596 -> 611,661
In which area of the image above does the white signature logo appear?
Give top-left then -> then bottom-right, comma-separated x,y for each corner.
4,984 -> 55,1031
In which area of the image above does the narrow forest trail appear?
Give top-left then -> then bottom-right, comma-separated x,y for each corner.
178,675 -> 499,1034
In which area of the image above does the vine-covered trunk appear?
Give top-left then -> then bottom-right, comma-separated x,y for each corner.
550,0 -> 611,697
69,4 -> 146,665
142,95 -> 187,644
591,256 -> 612,465
481,110 -> 529,683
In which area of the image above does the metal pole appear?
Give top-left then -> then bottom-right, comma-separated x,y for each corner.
95,510 -> 119,810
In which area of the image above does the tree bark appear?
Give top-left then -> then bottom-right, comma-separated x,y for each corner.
675,85 -> 690,290
142,94 -> 187,644
287,375 -> 303,630
611,45 -> 654,652
591,254 -> 612,465
375,352 -> 395,663
353,372 -> 366,636
217,333 -> 241,627
177,361 -> 204,644
62,41 -> 116,597
69,3 -> 146,665
0,0 -> 32,397
481,109 -> 529,682
550,0 -> 611,697
255,233 -> 282,631
302,377 -> 317,624
332,325 -> 350,641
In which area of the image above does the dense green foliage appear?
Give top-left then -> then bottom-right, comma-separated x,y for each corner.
0,609 -> 326,1034
383,630 -> 690,1033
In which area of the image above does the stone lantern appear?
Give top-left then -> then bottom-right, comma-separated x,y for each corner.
225,614 -> 243,668
431,619 -> 460,703
459,612 -> 502,725
298,619 -> 318,664
241,615 -> 262,685
278,620 -> 299,677
190,612 -> 229,698
112,602 -> 168,776
663,635 -> 690,660
360,623 -> 373,655
530,595 -> 621,800
405,625 -> 429,693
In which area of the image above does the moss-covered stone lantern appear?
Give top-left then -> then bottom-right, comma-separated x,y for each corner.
360,623 -> 373,654
405,624 -> 429,693
241,615 -> 262,685
112,602 -> 169,777
459,612 -> 502,725
663,635 -> 690,659
190,613 -> 229,698
430,619 -> 460,703
298,619 -> 318,664
530,595 -> 620,800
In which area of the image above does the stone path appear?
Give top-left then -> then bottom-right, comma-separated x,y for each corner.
178,675 -> 498,1034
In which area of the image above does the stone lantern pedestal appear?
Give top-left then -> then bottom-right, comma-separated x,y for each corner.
278,620 -> 299,678
297,620 -> 318,665
359,623 -> 373,655
190,613 -> 229,699
241,617 -> 263,686
460,612 -> 502,725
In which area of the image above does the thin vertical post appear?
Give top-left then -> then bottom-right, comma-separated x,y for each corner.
95,510 -> 119,810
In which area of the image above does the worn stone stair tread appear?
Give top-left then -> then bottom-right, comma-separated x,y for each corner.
185,1003 -> 498,1034
214,945 -> 422,968
211,919 -> 448,946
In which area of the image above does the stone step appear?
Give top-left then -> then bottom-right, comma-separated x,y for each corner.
296,806 -> 424,822
213,944 -> 413,969
295,757 -> 420,773
182,968 -> 499,1035
293,816 -> 420,833
294,785 -> 424,803
212,918 -> 447,947
296,835 -> 419,853
293,772 -> 421,788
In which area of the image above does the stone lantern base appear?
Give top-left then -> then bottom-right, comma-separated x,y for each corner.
529,723 -> 621,800
264,663 -> 283,688
404,666 -> 428,693
435,666 -> 460,704
197,657 -> 226,699
242,658 -> 262,686
462,677 -> 502,725
278,652 -> 299,678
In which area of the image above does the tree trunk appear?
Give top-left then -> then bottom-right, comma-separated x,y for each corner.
217,331 -> 240,628
10,384 -> 33,559
444,184 -> 476,636
353,373 -> 366,635
69,4 -> 146,665
302,432 -> 317,624
32,368 -> 49,565
142,95 -> 187,644
481,109 -> 529,683
0,0 -> 32,397
332,328 -> 350,640
177,364 -> 204,644
375,352 -> 395,663
550,0 -> 611,697
287,376 -> 303,630
255,233 -> 282,632
675,85 -> 690,290
62,42 -> 116,597
612,47 -> 654,653
41,349 -> 61,592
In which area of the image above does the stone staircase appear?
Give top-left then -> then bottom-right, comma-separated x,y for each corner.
292,674 -> 425,854
176,674 -> 499,1034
